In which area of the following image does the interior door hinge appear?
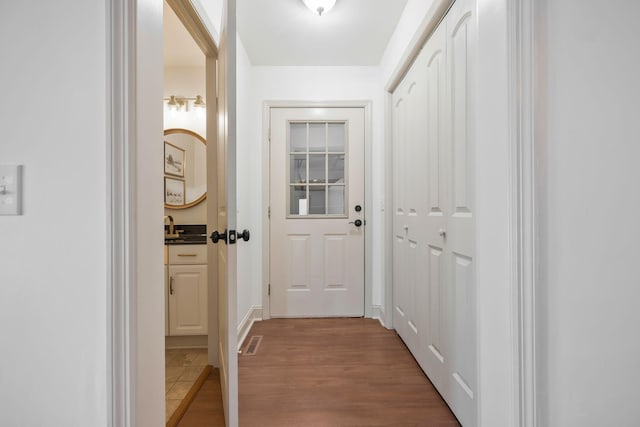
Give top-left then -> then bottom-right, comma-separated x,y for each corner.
268,127 -> 271,142
268,284 -> 271,296
268,206 -> 271,219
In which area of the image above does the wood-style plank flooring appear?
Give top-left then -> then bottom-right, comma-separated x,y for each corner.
238,318 -> 460,426
177,369 -> 225,426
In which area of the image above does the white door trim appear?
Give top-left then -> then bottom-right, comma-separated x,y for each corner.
510,0 -> 538,425
383,0 -> 537,425
108,1 -> 137,425
108,0 -> 219,425
262,101 -> 373,320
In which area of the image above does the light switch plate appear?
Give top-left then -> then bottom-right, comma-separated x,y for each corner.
0,165 -> 23,215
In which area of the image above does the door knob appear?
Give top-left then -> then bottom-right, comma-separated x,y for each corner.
238,229 -> 250,242
349,219 -> 363,227
210,229 -> 227,244
439,229 -> 446,237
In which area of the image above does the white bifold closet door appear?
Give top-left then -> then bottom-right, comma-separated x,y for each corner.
392,0 -> 476,425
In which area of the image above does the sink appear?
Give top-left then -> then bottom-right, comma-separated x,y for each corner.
164,224 -> 207,245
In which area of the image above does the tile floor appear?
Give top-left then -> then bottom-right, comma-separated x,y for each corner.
165,348 -> 208,420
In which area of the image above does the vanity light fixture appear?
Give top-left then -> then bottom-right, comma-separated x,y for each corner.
164,95 -> 206,112
193,95 -> 206,110
167,95 -> 180,111
302,0 -> 336,16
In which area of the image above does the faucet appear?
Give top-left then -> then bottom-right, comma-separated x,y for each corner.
164,215 -> 179,238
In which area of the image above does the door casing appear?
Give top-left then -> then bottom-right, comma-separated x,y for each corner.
261,101 -> 374,321
109,0 -> 538,425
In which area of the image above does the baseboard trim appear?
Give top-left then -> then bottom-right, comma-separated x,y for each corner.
237,305 -> 263,350
165,335 -> 208,350
372,305 -> 387,328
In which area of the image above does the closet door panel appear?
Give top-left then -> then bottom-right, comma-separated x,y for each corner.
420,22 -> 449,392
446,0 -> 476,425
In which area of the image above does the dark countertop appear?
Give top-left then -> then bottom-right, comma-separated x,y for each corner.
164,224 -> 207,245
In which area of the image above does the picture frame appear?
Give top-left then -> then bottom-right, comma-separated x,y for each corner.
164,141 -> 185,177
164,177 -> 185,206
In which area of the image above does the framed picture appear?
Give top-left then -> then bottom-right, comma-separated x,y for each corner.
165,177 -> 185,206
164,141 -> 185,177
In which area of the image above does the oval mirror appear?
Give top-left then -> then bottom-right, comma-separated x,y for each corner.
163,128 -> 206,209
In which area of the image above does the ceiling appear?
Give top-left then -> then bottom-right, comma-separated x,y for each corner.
237,0 -> 408,66
164,0 -> 408,68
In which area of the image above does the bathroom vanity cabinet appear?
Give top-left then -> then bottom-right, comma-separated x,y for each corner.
165,244 -> 208,336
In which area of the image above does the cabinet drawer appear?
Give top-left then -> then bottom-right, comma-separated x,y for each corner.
168,244 -> 207,264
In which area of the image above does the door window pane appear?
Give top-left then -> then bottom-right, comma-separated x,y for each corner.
308,154 -> 326,183
290,186 -> 307,215
287,121 -> 347,217
309,123 -> 326,152
328,123 -> 345,152
290,155 -> 306,183
328,154 -> 345,183
290,123 -> 306,152
309,186 -> 326,215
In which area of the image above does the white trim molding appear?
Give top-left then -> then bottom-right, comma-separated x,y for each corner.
385,0 -> 454,93
510,0 -> 537,425
237,305 -> 263,350
371,305 -> 386,328
108,0 -> 136,426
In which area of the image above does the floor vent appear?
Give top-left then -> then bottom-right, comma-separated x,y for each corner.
243,335 -> 263,356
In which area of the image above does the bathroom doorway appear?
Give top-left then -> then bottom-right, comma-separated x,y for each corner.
162,1 -> 219,424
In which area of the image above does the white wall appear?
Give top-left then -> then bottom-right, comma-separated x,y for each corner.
164,66 -> 208,224
0,2 -> 108,426
537,1 -> 640,425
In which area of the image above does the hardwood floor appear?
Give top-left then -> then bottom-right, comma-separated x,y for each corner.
239,318 -> 460,426
179,318 -> 460,426
177,369 -> 226,427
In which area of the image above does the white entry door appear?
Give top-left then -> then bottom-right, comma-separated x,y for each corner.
269,107 -> 365,317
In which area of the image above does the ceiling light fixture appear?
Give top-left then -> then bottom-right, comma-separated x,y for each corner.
302,0 -> 336,16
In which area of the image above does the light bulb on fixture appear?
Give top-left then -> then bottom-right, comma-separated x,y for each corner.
193,95 -> 206,110
167,95 -> 179,111
302,0 -> 336,16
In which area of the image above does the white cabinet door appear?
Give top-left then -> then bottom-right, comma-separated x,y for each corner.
165,265 -> 169,336
168,264 -> 208,335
